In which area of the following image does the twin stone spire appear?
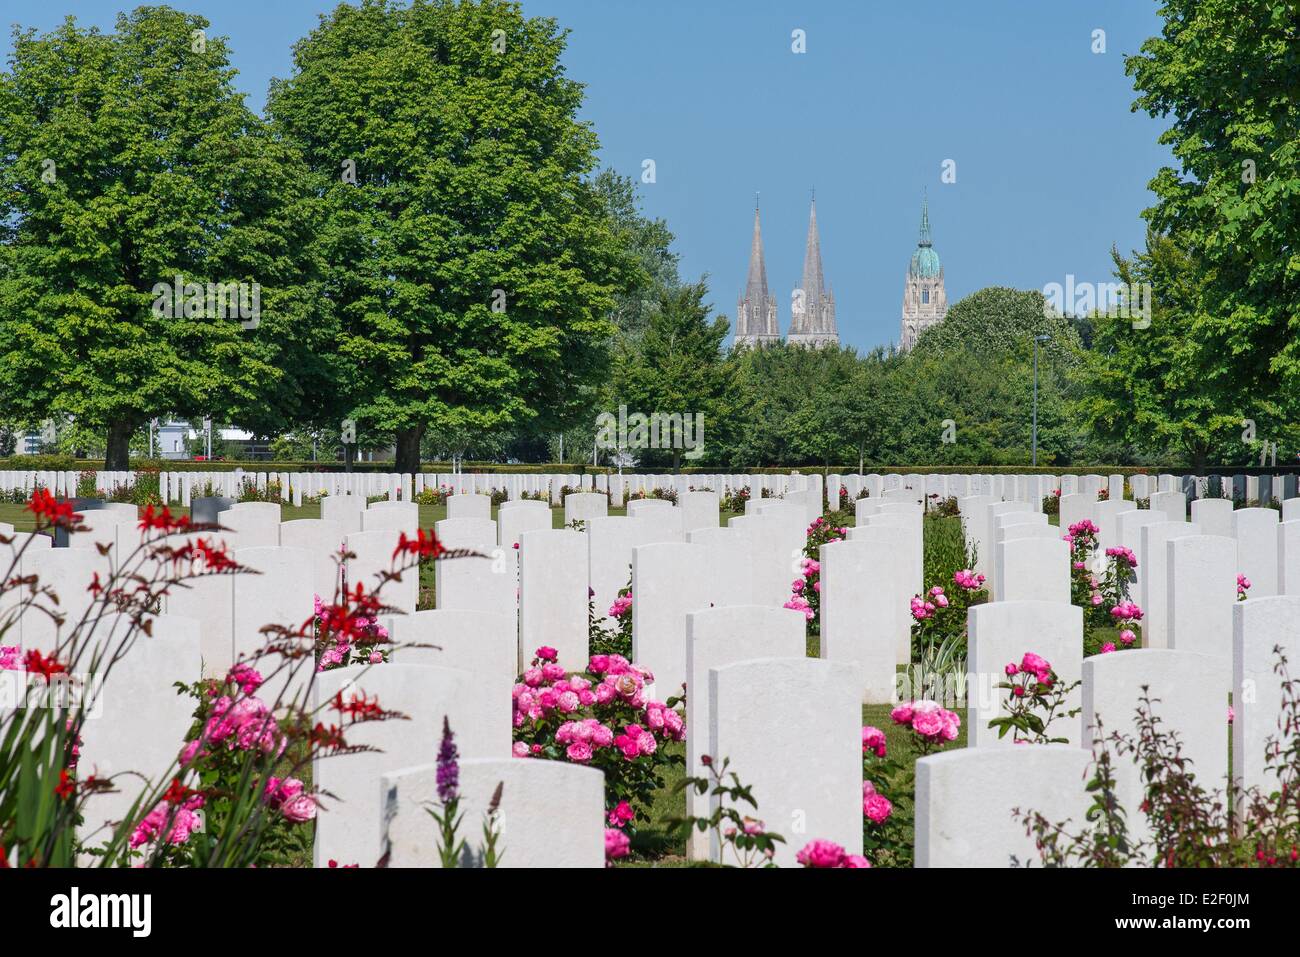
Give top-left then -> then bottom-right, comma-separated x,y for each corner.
735,196 -> 948,351
734,199 -> 837,349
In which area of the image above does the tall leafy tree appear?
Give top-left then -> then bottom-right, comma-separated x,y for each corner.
0,8 -> 317,468
608,281 -> 735,470
1127,0 -> 1300,427
911,286 -> 1081,364
267,0 -> 634,473
593,169 -> 678,342
1077,238 -> 1294,469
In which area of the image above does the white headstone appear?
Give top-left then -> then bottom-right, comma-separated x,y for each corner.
968,600 -> 1083,747
497,500 -> 551,549
915,746 -> 1090,867
1138,521 -> 1203,649
362,502 -> 419,536
564,492 -> 608,526
631,543 -> 711,699
312,663 -> 506,867
280,519 -> 344,601
518,529 -> 587,671
1082,648 -> 1228,847
708,657 -> 861,866
77,614 -> 201,847
233,546 -> 315,699
389,609 -> 516,713
994,537 -> 1070,604
446,493 -> 492,521
1280,521 -> 1300,596
221,502 -> 282,549
1190,498 -> 1233,538
820,537 -> 902,703
433,518 -> 497,552
381,758 -> 604,867
345,530 -> 418,615
1232,596 -> 1300,797
679,490 -> 720,535
321,495 -> 365,535
684,606 -> 805,860
684,527 -> 753,606
1167,535 -> 1237,676
1232,507 -> 1280,598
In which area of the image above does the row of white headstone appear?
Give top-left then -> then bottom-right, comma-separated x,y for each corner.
914,488 -> 1300,864
6,480 -> 1300,867
5,468 -> 1298,510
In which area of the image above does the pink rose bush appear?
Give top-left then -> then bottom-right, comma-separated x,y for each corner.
990,652 -> 1081,744
863,781 -> 893,825
796,839 -> 870,868
1064,521 -> 1145,654
861,706 -> 962,867
1238,574 -> 1252,601
130,659 -> 384,865
784,517 -> 847,630
513,647 -> 685,833
668,754 -> 785,867
604,826 -> 631,865
589,577 -> 633,658
909,570 -> 986,662
130,783 -> 205,850
890,700 -> 961,748
314,592 -> 390,671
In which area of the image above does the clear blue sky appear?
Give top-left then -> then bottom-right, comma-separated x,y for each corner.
1,0 -> 1173,350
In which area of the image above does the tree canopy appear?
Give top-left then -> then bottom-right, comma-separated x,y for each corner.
266,0 -> 637,473
0,7 -> 316,467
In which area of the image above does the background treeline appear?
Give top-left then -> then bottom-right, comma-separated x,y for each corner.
0,1 -> 1296,471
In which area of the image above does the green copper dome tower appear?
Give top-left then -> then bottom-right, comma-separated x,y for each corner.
900,194 -> 948,350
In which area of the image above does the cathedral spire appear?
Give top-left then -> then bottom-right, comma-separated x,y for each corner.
788,196 -> 838,347
744,202 -> 769,307
918,191 -> 933,247
735,200 -> 779,347
800,197 -> 826,305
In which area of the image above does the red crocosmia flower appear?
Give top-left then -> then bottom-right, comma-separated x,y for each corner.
311,723 -> 346,750
314,584 -> 386,645
24,650 -> 67,683
332,690 -> 387,723
54,769 -> 75,801
139,505 -> 191,534
162,778 -> 197,806
26,489 -> 81,529
194,538 -> 238,573
393,528 -> 446,562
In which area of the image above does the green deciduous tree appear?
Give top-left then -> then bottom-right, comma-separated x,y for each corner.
594,169 -> 679,342
1075,238 -> 1281,470
267,0 -> 635,474
0,8 -> 317,468
1127,0 -> 1300,424
607,282 -> 735,470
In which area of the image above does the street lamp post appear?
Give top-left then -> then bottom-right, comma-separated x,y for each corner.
1032,334 -> 1051,467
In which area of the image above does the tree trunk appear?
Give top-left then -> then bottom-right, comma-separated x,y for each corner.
394,425 -> 425,475
1190,445 -> 1208,476
104,419 -> 134,470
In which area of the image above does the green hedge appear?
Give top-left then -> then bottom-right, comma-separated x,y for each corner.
1,456 -> 1292,477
